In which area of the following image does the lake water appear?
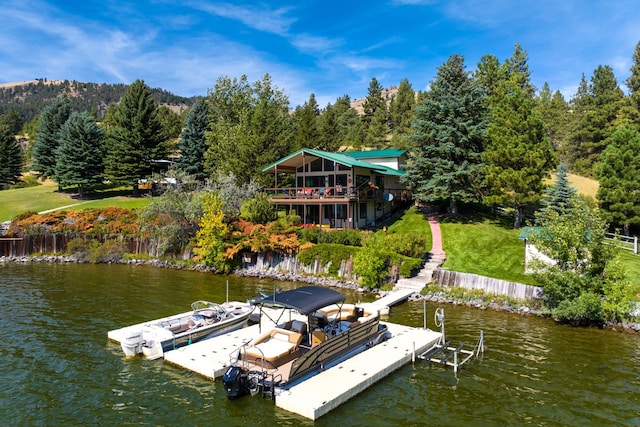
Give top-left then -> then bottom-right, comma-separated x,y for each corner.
0,262 -> 638,426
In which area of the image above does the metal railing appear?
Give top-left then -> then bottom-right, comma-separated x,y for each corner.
605,232 -> 638,254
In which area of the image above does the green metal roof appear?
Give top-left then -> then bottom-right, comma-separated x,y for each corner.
261,148 -> 406,176
344,149 -> 406,159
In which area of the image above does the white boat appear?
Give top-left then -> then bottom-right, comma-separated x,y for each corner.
117,300 -> 254,360
223,286 -> 389,399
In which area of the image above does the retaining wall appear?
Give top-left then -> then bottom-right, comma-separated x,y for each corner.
433,268 -> 543,300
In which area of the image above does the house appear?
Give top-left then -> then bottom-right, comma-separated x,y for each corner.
262,148 -> 412,229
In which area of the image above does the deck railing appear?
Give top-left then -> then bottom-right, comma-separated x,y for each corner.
263,186 -> 411,202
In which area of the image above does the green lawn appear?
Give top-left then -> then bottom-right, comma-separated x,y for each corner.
617,250 -> 640,300
0,181 -> 151,221
438,214 -> 537,285
386,206 -> 432,250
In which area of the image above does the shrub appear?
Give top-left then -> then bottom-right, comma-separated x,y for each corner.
297,244 -> 358,275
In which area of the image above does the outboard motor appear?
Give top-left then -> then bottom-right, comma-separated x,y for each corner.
120,329 -> 144,357
223,366 -> 248,399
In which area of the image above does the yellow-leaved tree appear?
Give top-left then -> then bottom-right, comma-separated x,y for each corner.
194,193 -> 229,271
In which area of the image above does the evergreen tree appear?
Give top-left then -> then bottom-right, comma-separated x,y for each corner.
175,99 -> 210,181
482,45 -> 556,228
317,102 -> 341,152
31,97 -> 71,183
626,40 -> 640,112
0,110 -> 24,135
403,54 -> 488,214
362,77 -> 387,145
293,93 -> 320,150
103,79 -> 167,195
0,125 -> 23,188
539,163 -> 577,216
596,124 -> 640,235
568,66 -> 624,175
54,112 -> 105,198
535,83 -> 571,156
388,78 -> 416,148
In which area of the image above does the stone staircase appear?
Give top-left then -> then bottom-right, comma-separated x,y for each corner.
393,252 -> 446,293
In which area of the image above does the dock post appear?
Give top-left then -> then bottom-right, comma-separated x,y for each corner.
412,342 -> 415,363
454,350 -> 458,374
423,299 -> 427,330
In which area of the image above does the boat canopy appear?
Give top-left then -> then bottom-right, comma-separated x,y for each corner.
254,286 -> 345,315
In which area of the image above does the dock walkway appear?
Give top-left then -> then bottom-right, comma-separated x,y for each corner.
276,322 -> 442,420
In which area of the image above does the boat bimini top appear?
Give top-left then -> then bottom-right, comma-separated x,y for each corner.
253,286 -> 345,315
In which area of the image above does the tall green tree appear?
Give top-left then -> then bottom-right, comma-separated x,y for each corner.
175,99 -> 210,181
568,66 -> 624,175
596,124 -> 640,235
156,105 -> 185,140
317,102 -> 341,152
54,112 -> 105,198
205,74 -> 293,186
535,83 -> 571,156
293,93 -> 320,150
388,78 -> 416,148
0,125 -> 23,188
103,79 -> 167,195
482,45 -> 556,228
31,97 -> 71,183
194,193 -> 229,271
362,77 -> 388,146
0,110 -> 24,135
626,40 -> 640,113
404,54 -> 488,214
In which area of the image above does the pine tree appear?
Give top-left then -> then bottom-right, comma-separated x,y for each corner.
362,77 -> 387,146
403,54 -> 488,214
103,79 -> 167,195
482,45 -> 556,228
54,112 -> 105,198
31,97 -> 71,183
626,40 -> 640,112
175,98 -> 210,181
568,66 -> 624,175
539,163 -> 577,216
0,124 -> 23,188
293,93 -> 320,150
388,78 -> 415,136
596,124 -> 640,235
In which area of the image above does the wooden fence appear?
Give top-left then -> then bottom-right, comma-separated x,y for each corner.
0,234 -> 153,258
433,269 -> 543,300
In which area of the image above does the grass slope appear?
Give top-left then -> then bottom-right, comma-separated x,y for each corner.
0,181 -> 150,222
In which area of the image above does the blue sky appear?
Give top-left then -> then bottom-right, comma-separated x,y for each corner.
2,0 -> 639,108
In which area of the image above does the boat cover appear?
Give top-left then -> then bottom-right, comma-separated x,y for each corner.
254,286 -> 345,315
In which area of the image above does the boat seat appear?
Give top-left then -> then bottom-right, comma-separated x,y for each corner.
245,329 -> 302,363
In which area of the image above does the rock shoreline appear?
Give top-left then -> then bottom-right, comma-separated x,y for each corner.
2,254 -> 638,332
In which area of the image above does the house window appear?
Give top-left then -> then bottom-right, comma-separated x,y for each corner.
310,158 -> 323,172
359,203 -> 367,219
338,163 -> 350,171
324,159 -> 334,171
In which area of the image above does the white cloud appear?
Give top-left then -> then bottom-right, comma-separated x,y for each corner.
191,2 -> 295,35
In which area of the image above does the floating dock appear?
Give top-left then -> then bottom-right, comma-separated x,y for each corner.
276,322 -> 441,420
162,320 -> 441,420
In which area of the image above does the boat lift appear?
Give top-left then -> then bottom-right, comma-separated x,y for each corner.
415,302 -> 484,374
